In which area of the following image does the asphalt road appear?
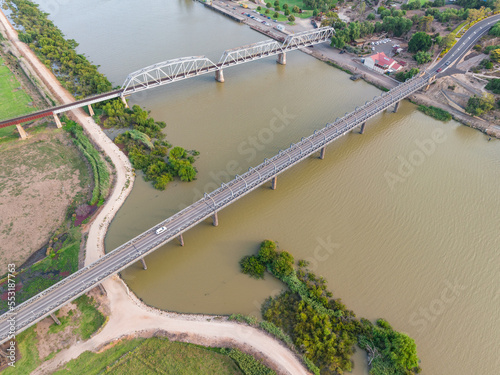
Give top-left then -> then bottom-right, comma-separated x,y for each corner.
0,15 -> 498,344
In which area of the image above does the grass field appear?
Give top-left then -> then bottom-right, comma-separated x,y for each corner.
0,57 -> 35,120
53,337 -> 245,375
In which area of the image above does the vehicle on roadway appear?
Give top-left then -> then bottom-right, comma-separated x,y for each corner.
445,61 -> 451,66
156,226 -> 167,235
436,68 -> 442,73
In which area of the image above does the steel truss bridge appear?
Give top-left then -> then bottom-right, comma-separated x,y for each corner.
1,14 -> 499,343
0,27 -> 334,128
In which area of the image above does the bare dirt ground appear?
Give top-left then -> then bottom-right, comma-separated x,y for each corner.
0,9 -> 309,375
0,131 -> 89,274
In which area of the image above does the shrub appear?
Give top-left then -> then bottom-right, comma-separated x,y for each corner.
239,256 -> 266,279
485,78 -> 500,94
288,14 -> 295,22
417,105 -> 452,121
367,13 -> 375,20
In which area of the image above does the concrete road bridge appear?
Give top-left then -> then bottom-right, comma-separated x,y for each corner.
0,27 -> 334,136
1,15 -> 499,344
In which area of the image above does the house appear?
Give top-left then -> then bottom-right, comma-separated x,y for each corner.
363,52 -> 402,74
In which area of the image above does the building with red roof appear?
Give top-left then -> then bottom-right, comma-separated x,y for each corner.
363,52 -> 402,74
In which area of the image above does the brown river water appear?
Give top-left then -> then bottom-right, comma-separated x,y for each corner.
28,0 -> 500,373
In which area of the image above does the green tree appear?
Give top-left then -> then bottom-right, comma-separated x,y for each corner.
271,251 -> 295,278
439,33 -> 455,49
283,3 -> 288,9
313,8 -> 319,16
359,1 -> 366,14
275,5 -> 281,11
155,173 -> 173,190
265,8 -> 271,14
258,240 -> 278,263
240,255 -> 266,279
288,14 -> 295,22
257,6 -> 262,11
466,94 -> 495,116
491,49 -> 500,62
274,0 -> 280,5
293,5 -> 300,13
367,13 -> 375,20
285,9 -> 290,15
273,11 -> 279,18
414,51 -> 432,64
408,32 -> 432,52
266,2 -> 272,8
490,21 -> 500,37
485,78 -> 500,94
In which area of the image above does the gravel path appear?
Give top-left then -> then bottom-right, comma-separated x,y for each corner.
0,9 -> 309,375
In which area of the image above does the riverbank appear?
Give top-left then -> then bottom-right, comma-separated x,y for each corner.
0,8 -> 310,374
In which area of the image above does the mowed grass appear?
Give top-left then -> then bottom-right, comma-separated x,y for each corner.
0,57 -> 35,120
53,337 -> 244,375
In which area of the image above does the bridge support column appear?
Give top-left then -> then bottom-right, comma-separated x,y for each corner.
178,233 -> 185,247
277,52 -> 286,65
271,176 -> 277,190
140,257 -> 147,270
121,96 -> 129,109
16,124 -> 28,140
319,147 -> 326,160
50,312 -> 61,325
88,104 -> 95,116
215,69 -> 224,83
359,122 -> 366,134
212,212 -> 219,227
53,113 -> 63,128
98,283 -> 106,294
393,101 -> 400,113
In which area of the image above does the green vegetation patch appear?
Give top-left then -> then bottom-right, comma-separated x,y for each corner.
53,337 -> 276,375
3,326 -> 40,375
239,240 -> 421,375
63,119 -> 110,204
0,56 -> 35,119
0,227 -> 81,314
73,294 -> 106,339
417,105 -> 452,122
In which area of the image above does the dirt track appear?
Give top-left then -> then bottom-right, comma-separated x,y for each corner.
0,9 -> 309,375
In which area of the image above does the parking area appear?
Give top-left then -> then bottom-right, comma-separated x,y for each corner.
369,38 -> 400,58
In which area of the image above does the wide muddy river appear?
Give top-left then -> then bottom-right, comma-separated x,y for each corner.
28,0 -> 500,373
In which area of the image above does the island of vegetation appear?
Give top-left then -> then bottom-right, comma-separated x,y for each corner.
2,0 -> 198,190
239,240 -> 421,375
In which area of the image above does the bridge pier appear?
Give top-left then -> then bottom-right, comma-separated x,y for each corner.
140,257 -> 147,270
121,96 -> 130,109
215,69 -> 224,83
271,176 -> 277,190
88,104 -> 95,116
178,233 -> 185,247
53,113 -> 63,129
319,147 -> 326,159
359,122 -> 366,134
98,283 -> 106,294
277,52 -> 286,65
16,124 -> 28,140
50,312 -> 61,325
393,101 -> 400,113
212,212 -> 219,227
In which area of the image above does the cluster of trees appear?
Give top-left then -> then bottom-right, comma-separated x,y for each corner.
425,7 -> 469,24
330,19 -> 375,48
466,93 -> 496,116
303,0 -> 337,12
414,51 -> 432,64
239,240 -> 421,374
485,78 -> 500,94
240,240 -> 295,279
395,68 -> 419,82
6,0 -> 199,191
5,0 -> 112,98
489,21 -> 500,36
358,319 -> 420,375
